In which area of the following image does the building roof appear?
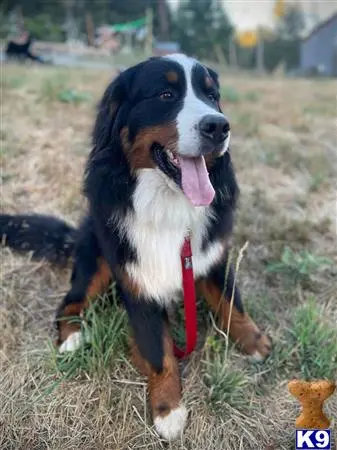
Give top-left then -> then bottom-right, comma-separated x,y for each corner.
302,12 -> 337,42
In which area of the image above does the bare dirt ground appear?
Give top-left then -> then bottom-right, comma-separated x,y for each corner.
1,63 -> 336,450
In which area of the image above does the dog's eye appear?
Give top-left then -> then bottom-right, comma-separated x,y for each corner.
159,91 -> 174,100
208,92 -> 217,103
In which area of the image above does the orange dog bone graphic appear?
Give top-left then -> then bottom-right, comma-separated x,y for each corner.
288,379 -> 336,429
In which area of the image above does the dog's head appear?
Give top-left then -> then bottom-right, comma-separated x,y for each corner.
93,54 -> 230,207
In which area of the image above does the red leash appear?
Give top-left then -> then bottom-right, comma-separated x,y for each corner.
173,236 -> 197,359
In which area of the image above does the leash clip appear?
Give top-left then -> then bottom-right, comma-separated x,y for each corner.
183,256 -> 193,269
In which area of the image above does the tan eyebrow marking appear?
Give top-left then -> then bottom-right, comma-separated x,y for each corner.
205,76 -> 213,88
166,71 -> 179,83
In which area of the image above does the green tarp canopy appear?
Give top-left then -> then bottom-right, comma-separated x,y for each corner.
109,17 -> 146,33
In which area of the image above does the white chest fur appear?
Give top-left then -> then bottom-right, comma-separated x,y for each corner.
122,169 -> 224,303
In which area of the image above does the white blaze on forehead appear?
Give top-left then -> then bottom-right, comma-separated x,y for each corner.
165,53 -> 225,157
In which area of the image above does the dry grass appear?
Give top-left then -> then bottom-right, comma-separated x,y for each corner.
1,63 -> 337,450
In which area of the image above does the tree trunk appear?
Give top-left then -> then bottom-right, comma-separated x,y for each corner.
62,0 -> 77,42
86,12 -> 95,46
157,0 -> 169,41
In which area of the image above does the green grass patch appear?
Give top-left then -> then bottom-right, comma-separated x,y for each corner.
39,74 -> 67,102
40,76 -> 92,104
266,246 -> 332,285
289,300 -> 337,380
39,73 -> 90,104
309,172 -> 327,192
57,89 -> 92,104
233,111 -> 259,135
247,299 -> 337,389
221,86 -> 241,103
47,289 -> 127,380
245,90 -> 261,102
267,219 -> 311,245
2,75 -> 26,89
203,355 -> 249,411
170,302 -> 186,349
304,104 -> 335,116
245,294 -> 280,327
258,149 -> 279,166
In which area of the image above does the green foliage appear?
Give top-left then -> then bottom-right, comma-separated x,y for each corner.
0,8 -> 10,38
258,149 -> 279,166
1,75 -> 26,89
57,89 -> 92,104
277,5 -> 305,40
48,291 -> 128,380
304,104 -> 335,116
266,247 -> 332,284
39,74 -> 67,102
205,335 -> 223,354
232,112 -> 259,136
289,301 -> 337,380
263,5 -> 304,71
246,337 -> 292,396
203,357 -> 248,411
245,91 -> 261,102
237,5 -> 304,71
170,303 -> 186,349
309,172 -> 326,192
263,37 -> 301,72
39,74 -> 92,105
203,297 -> 337,404
2,0 -> 156,43
173,0 -> 233,61
26,14 -> 63,41
221,86 -> 241,103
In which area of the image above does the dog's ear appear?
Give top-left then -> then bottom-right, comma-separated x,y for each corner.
93,67 -> 136,150
206,66 -> 220,89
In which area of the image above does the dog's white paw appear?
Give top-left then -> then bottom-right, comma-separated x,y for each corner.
154,404 -> 187,441
59,331 -> 82,353
250,350 -> 266,363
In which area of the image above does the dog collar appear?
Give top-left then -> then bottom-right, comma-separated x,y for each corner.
173,236 -> 197,358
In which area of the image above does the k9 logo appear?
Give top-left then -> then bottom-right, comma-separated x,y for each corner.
296,429 -> 331,449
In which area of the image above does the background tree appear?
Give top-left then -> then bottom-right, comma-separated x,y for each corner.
155,0 -> 170,41
278,4 -> 306,40
172,0 -> 234,62
266,3 -> 305,71
0,0 -> 154,40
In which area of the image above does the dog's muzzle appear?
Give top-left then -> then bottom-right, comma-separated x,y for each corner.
198,114 -> 230,154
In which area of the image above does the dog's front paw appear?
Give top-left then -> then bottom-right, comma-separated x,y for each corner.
249,332 -> 272,362
154,403 -> 188,441
58,331 -> 83,353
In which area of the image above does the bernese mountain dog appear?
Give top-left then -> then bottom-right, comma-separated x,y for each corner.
0,54 -> 272,440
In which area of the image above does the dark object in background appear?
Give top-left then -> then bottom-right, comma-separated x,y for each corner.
5,31 -> 46,64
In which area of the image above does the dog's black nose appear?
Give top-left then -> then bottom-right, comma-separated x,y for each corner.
199,115 -> 229,145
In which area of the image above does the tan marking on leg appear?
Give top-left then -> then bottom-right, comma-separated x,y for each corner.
130,328 -> 187,440
57,258 -> 112,345
115,266 -> 141,298
198,280 -> 272,359
86,258 -> 112,298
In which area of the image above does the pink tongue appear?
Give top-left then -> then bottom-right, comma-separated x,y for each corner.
178,155 -> 215,206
